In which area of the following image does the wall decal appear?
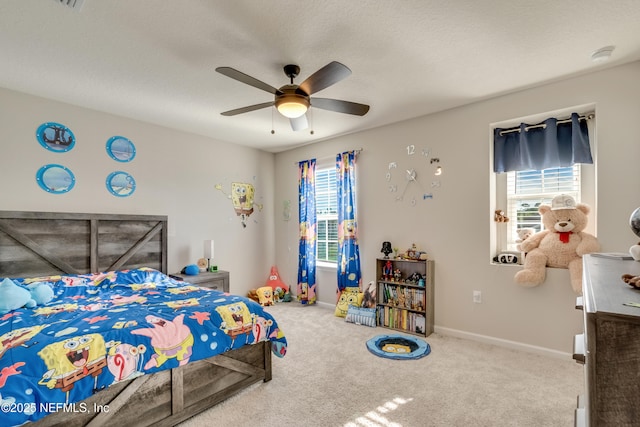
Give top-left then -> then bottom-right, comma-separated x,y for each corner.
215,182 -> 263,228
36,122 -> 76,152
106,171 -> 136,197
36,164 -> 75,194
106,136 -> 136,162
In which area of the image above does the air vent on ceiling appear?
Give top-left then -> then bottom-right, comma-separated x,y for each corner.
55,0 -> 85,10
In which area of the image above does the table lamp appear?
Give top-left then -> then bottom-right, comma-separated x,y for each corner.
204,240 -> 214,271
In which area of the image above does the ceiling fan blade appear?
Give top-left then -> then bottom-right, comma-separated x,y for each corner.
311,98 -> 370,116
220,101 -> 274,116
298,61 -> 352,95
290,114 -> 308,131
215,67 -> 283,95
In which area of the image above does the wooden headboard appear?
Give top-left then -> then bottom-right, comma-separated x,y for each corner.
0,211 -> 168,277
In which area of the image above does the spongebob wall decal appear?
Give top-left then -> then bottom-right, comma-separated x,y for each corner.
215,181 -> 263,227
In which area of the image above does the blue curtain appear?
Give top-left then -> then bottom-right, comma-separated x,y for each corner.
297,159 -> 317,305
493,112 -> 592,173
336,151 -> 362,299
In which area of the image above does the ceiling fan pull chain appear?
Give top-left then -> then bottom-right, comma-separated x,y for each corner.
309,108 -> 314,135
271,106 -> 275,134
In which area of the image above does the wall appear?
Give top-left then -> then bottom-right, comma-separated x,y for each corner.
274,61 -> 640,354
0,87 -> 276,296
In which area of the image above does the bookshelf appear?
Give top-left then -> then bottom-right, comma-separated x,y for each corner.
376,258 -> 434,337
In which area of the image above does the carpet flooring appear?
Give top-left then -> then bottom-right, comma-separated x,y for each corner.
178,303 -> 583,427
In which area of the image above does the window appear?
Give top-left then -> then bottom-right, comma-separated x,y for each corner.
504,165 -> 581,251
491,108 -> 596,259
315,166 -> 338,264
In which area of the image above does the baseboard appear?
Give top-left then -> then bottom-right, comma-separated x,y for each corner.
303,300 -> 572,359
434,326 -> 572,360
316,301 -> 334,309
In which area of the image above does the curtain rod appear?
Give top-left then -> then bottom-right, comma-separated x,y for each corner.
498,112 -> 595,136
293,148 -> 363,165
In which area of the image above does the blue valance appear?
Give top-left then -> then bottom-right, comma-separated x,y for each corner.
493,112 -> 593,173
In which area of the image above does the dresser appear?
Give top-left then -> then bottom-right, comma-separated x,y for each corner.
172,270 -> 229,292
574,255 -> 640,426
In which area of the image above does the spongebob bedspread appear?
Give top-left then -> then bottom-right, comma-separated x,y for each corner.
0,268 -> 287,426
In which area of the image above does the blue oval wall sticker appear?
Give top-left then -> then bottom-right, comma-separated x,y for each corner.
36,122 -> 76,152
106,171 -> 136,197
106,136 -> 136,162
36,164 -> 76,194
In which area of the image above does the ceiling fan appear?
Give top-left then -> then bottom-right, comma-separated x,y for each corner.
215,61 -> 370,131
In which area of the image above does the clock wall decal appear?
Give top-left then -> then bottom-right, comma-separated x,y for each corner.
386,144 -> 442,206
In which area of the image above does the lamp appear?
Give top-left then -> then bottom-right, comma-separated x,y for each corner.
203,240 -> 214,271
275,93 -> 309,118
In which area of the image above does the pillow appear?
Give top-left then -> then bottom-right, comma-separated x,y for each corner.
345,305 -> 377,327
0,277 -> 36,314
334,287 -> 363,318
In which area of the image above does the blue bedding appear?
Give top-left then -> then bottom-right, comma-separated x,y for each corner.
0,268 -> 287,426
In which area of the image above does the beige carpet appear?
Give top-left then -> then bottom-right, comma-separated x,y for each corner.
178,303 -> 583,427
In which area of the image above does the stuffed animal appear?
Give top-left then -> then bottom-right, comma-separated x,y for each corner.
514,194 -> 600,293
515,227 -> 536,252
622,274 -> 640,289
26,281 -> 55,305
246,289 -> 260,303
256,286 -> 274,306
0,278 -> 36,314
264,266 -> 289,302
494,210 -> 509,222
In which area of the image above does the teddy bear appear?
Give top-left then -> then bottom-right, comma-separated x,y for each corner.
494,210 -> 509,222
515,227 -> 535,252
514,194 -> 600,293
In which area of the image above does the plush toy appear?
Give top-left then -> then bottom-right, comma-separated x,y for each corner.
256,286 -> 274,306
494,210 -> 510,223
264,266 -> 289,302
515,227 -> 536,252
621,274 -> 640,289
181,264 -> 200,276
246,289 -> 260,303
514,194 -> 600,293
0,278 -> 36,314
26,281 -> 55,305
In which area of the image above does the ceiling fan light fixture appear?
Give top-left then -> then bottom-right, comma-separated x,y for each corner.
276,94 -> 309,119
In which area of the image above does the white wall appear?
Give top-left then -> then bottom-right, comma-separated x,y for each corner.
3,61 -> 637,354
274,61 -> 640,353
0,87 -> 276,296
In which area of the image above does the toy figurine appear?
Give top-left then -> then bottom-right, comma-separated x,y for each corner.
380,241 -> 393,259
393,269 -> 402,282
382,260 -> 393,281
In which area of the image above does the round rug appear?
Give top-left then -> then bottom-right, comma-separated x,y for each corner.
366,334 -> 431,360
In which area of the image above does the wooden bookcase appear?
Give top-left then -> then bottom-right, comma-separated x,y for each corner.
376,258 -> 434,337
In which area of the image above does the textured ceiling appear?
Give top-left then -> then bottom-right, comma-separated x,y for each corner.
1,1 -> 640,153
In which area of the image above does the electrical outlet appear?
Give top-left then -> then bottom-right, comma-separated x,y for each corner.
473,290 -> 482,303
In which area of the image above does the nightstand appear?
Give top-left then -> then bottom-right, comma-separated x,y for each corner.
172,270 -> 229,292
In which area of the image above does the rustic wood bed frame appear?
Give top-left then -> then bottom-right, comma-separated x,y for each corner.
0,211 -> 272,427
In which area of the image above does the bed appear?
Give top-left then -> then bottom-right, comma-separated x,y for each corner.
0,211 -> 287,427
